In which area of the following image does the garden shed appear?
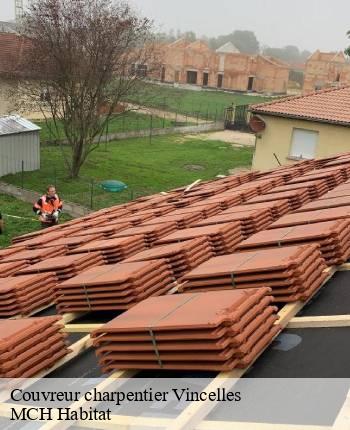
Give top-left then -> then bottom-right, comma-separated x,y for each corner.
0,115 -> 41,177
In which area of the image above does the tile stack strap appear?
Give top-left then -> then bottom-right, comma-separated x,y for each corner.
236,219 -> 350,266
0,317 -> 69,377
69,222 -> 132,238
287,170 -> 345,189
111,222 -> 178,247
68,236 -> 146,264
246,189 -> 311,210
0,273 -> 58,317
266,179 -> 330,200
268,207 -> 350,229
38,233 -> 105,250
168,202 -> 223,218
180,245 -> 327,302
91,289 -> 281,372
17,252 -> 105,281
54,260 -> 175,312
141,211 -> 204,229
193,209 -> 273,238
223,200 -> 290,220
295,196 -> 350,212
156,222 -> 243,255
0,261 -> 28,277
124,237 -> 214,279
0,246 -> 67,265
204,193 -> 242,210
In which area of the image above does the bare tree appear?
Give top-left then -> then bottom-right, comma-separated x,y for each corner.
12,0 -> 156,178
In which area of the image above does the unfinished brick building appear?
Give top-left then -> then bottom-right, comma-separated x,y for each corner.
155,39 -> 290,95
303,50 -> 350,93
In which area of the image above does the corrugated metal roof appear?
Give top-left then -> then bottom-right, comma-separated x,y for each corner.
0,115 -> 41,136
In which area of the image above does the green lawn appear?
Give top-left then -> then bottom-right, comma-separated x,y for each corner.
0,194 -> 71,247
35,111 -> 186,142
126,82 -> 274,120
3,134 -> 254,210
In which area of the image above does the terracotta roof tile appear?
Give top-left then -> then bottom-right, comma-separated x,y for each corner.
251,86 -> 350,126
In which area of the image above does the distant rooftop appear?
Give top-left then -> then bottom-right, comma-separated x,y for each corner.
0,116 -> 41,136
251,86 -> 350,126
216,42 -> 240,54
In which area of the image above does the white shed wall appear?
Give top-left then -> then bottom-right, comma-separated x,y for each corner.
0,131 -> 40,177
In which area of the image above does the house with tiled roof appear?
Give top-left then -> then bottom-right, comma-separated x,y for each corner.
0,32 -> 29,115
250,86 -> 350,170
303,50 -> 350,94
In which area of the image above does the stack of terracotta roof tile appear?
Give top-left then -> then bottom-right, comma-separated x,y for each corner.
124,237 -> 214,279
69,236 -> 146,264
70,222 -> 132,239
268,207 -> 350,229
180,245 -> 327,302
54,260 -> 175,312
91,289 -> 281,372
0,273 -> 58,317
156,222 -> 243,255
131,206 -> 173,217
39,233 -> 104,251
141,211 -> 204,229
0,261 -> 28,277
166,195 -> 204,208
266,179 -> 329,200
236,219 -> 350,266
10,231 -> 64,250
287,170 -> 344,189
194,209 -> 273,238
106,213 -> 155,227
205,193 -> 242,209
223,200 -> 290,220
323,157 -> 350,169
0,246 -> 66,265
246,189 -> 311,210
17,252 -> 105,281
0,317 -> 69,377
318,182 -> 350,199
315,156 -> 339,169
111,222 -> 178,247
171,202 -> 223,218
0,246 -> 25,261
316,166 -> 350,181
295,196 -> 350,212
229,185 -> 260,202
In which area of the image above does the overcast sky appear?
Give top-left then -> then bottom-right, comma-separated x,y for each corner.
1,0 -> 350,52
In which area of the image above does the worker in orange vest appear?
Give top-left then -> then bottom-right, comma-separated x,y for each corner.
33,185 -> 63,228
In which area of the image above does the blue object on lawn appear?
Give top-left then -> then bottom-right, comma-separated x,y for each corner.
100,180 -> 127,192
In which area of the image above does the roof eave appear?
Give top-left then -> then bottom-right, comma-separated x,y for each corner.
249,110 -> 350,128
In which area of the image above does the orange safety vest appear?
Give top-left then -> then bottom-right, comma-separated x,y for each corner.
35,194 -> 62,213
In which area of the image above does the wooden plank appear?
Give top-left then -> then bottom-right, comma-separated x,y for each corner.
39,370 -> 137,430
184,179 -> 201,193
62,312 -> 87,324
288,315 -> 350,329
77,416 -> 330,430
64,323 -> 103,333
338,263 -> 350,271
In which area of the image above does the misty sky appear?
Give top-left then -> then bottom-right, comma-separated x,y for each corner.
1,0 -> 350,52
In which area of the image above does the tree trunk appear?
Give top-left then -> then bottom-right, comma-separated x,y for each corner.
70,141 -> 84,178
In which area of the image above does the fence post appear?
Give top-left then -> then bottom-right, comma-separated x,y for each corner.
215,106 -> 218,123
149,115 -> 153,145
21,160 -> 24,189
122,114 -> 126,132
90,179 -> 94,209
196,112 -> 199,126
163,113 -> 165,128
175,112 -> 178,126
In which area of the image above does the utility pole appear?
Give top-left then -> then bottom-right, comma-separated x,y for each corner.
15,0 -> 24,23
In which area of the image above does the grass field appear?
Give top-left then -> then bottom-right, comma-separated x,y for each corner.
3,134 -> 254,209
126,82 -> 274,120
36,111 -> 183,142
0,194 -> 71,248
